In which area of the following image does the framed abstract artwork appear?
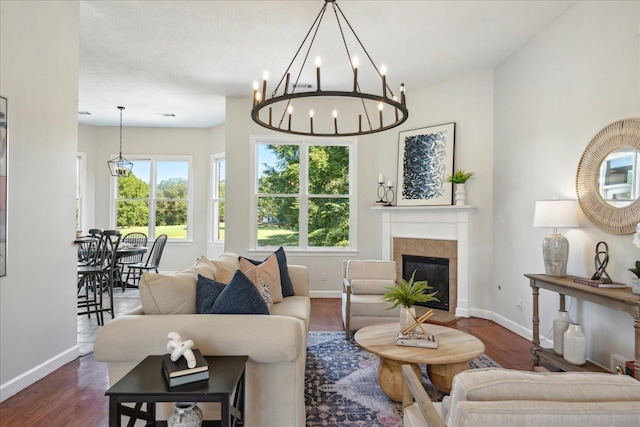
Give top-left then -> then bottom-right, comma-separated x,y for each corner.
0,96 -> 6,277
396,122 -> 455,206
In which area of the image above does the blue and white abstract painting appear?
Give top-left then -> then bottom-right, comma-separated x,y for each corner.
397,123 -> 455,206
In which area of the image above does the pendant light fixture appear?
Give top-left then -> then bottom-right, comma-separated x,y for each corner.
251,0 -> 408,137
107,106 -> 133,177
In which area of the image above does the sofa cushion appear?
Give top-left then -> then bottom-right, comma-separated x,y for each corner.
242,247 -> 294,297
346,260 -> 396,281
195,274 -> 226,314
211,270 -> 270,315
239,254 -> 283,303
139,259 -> 217,315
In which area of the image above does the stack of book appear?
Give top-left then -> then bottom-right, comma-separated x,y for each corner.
162,349 -> 209,387
573,277 -> 627,289
396,330 -> 438,348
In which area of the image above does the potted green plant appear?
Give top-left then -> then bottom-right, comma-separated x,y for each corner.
446,169 -> 474,184
446,169 -> 474,206
382,271 -> 438,330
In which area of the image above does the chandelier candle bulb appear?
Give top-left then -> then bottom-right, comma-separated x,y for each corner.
262,71 -> 268,102
352,57 -> 359,92
381,65 -> 387,98
359,114 -> 362,133
310,110 -> 314,134
287,105 -> 292,131
333,109 -> 338,134
378,103 -> 384,128
268,107 -> 272,126
400,83 -> 406,105
315,57 -> 321,91
252,81 -> 259,106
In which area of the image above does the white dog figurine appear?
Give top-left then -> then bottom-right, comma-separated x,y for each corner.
166,331 -> 196,368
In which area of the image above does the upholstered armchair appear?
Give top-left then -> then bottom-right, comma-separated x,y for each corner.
401,365 -> 640,427
342,260 -> 400,339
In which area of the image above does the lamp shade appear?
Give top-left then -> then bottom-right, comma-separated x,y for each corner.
533,200 -> 579,229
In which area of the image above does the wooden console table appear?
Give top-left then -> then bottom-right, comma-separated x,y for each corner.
525,273 -> 640,380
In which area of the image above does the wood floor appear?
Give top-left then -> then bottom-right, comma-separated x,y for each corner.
0,298 -> 533,426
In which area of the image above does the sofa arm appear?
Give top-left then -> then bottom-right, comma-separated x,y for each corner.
95,313 -> 306,364
288,264 -> 309,297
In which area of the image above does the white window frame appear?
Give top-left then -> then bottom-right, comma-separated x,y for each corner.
110,155 -> 194,242
209,153 -> 225,245
76,152 -> 87,233
250,136 -> 357,253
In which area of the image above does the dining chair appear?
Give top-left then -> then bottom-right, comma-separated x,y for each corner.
118,232 -> 148,290
124,234 -> 168,287
77,230 -> 121,325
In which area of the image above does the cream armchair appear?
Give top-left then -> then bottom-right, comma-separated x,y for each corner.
342,260 -> 400,339
401,365 -> 640,427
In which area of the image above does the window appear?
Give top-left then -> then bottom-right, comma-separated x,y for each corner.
76,153 -> 86,231
211,154 -> 225,244
113,156 -> 192,241
252,137 -> 356,251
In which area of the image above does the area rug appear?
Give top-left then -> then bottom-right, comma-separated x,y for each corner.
305,331 -> 500,427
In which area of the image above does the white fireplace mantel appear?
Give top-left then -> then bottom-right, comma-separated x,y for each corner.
372,205 -> 477,317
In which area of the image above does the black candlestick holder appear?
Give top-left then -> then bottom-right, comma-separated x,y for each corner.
376,182 -> 386,204
385,185 -> 395,206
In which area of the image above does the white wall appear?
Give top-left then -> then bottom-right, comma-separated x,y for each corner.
0,1 -> 80,401
493,0 -> 640,368
224,70 -> 494,299
78,124 -> 226,272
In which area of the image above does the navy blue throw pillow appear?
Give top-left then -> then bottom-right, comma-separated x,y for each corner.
211,270 -> 270,315
195,274 -> 226,314
242,247 -> 295,297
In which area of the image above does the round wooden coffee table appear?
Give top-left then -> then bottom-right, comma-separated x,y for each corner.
354,322 -> 485,401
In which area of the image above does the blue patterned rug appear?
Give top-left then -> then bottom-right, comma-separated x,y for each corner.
305,331 -> 500,427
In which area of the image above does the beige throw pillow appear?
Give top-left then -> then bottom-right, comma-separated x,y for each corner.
210,250 -> 240,272
238,254 -> 283,303
139,258 -> 217,314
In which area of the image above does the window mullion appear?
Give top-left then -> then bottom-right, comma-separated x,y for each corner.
299,142 -> 309,249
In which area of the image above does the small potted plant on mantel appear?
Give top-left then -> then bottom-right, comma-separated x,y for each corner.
630,222 -> 640,295
446,169 -> 474,206
382,271 -> 439,331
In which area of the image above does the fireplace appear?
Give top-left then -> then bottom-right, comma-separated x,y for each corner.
402,255 -> 449,311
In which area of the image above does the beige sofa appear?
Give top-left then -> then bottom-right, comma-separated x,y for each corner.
94,254 -> 311,427
402,365 -> 640,427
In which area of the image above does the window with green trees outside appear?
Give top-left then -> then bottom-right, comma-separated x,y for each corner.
115,157 -> 191,240
255,140 -> 354,250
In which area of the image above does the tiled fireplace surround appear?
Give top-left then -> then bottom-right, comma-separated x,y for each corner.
374,205 -> 475,323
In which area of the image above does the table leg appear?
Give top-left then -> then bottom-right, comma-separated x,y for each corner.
109,397 -> 119,427
427,362 -> 469,393
377,357 -> 420,402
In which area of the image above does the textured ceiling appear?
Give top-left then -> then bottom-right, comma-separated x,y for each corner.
78,0 -> 575,128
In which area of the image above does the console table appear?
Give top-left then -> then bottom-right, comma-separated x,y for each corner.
525,274 -> 640,380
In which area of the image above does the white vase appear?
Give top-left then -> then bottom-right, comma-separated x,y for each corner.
632,277 -> 640,295
563,323 -> 586,365
168,402 -> 203,427
400,306 -> 417,332
454,183 -> 466,206
552,310 -> 571,355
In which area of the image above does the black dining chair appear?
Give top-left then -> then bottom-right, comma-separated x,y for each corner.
118,232 -> 148,290
124,234 -> 168,287
77,230 -> 121,325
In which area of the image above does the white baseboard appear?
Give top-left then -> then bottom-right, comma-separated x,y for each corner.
0,345 -> 80,403
469,308 -> 553,349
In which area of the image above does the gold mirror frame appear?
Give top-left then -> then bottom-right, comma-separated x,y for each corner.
576,118 -> 640,234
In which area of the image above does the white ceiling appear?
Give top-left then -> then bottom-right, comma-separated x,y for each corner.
78,0 -> 575,128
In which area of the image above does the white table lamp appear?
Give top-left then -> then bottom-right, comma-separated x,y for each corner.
533,199 -> 579,277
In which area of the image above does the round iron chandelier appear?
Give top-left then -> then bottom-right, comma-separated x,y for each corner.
251,0 -> 408,137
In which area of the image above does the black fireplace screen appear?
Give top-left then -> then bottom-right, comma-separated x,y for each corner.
402,255 -> 449,311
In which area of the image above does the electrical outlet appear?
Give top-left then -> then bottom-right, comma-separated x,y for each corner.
321,272 -> 327,281
611,353 -> 626,374
516,298 -> 522,311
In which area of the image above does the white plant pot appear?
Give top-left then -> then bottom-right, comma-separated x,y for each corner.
454,183 -> 466,206
563,323 -> 586,365
632,277 -> 640,295
552,310 -> 572,355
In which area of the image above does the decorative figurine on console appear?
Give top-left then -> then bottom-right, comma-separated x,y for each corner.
167,331 -> 197,368
590,241 -> 613,284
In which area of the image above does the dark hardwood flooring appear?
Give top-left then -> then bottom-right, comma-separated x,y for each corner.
0,298 -> 532,426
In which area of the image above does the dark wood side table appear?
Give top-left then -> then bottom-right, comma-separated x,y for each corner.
526,273 -> 640,379
106,355 -> 247,427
